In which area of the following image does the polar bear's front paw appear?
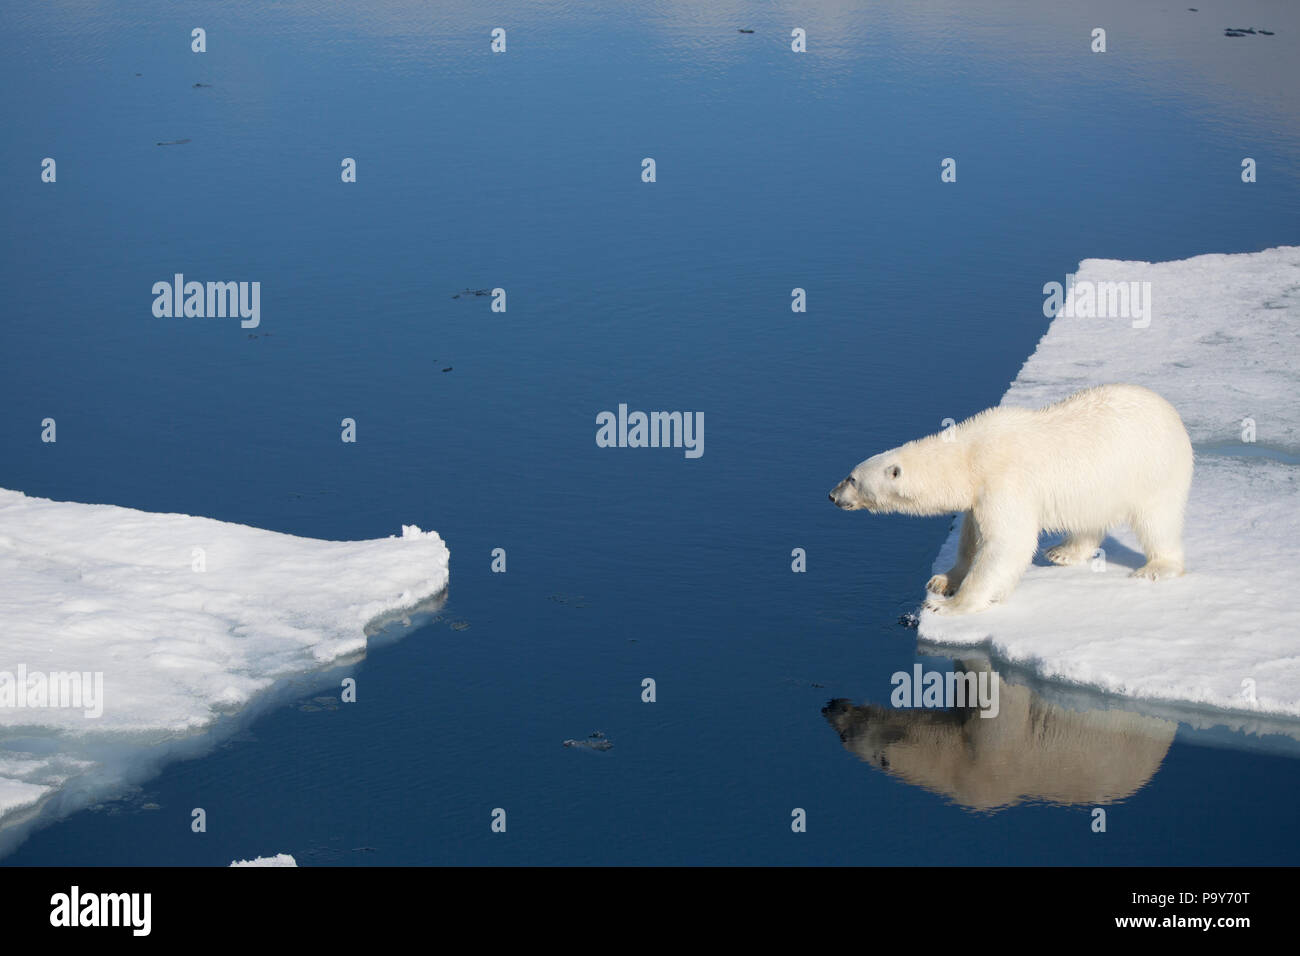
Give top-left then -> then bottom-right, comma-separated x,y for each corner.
926,574 -> 952,595
1130,560 -> 1184,581
924,593 -> 991,616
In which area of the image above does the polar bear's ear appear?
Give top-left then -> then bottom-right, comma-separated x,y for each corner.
887,465 -> 901,480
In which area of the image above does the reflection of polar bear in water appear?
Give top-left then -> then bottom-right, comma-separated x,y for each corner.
823,666 -> 1176,810
828,384 -> 1193,614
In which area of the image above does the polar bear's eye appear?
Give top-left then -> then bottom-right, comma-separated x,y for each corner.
887,465 -> 901,480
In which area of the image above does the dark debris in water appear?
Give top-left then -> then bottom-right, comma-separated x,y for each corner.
783,678 -> 826,689
899,611 -> 920,629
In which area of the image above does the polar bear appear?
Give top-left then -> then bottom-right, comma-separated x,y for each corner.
828,384 -> 1193,615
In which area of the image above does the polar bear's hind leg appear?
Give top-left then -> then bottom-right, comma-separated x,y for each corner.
1130,496 -> 1186,580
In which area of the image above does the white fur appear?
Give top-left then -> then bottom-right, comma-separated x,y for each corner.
829,384 -> 1194,614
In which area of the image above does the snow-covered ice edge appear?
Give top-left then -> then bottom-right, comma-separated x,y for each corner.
918,246 -> 1300,722
0,489 -> 449,855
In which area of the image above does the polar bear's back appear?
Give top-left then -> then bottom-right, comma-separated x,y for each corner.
965,384 -> 1192,532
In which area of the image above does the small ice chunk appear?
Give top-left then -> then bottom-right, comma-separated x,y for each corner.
230,853 -> 298,867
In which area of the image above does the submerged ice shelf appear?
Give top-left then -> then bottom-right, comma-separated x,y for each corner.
0,490 -> 449,833
920,246 -> 1300,718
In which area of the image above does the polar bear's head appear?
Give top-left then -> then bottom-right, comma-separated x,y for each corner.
828,448 -> 914,514
830,435 -> 973,517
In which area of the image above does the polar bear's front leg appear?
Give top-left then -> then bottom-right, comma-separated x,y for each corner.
927,510 -> 979,596
926,508 -> 1037,615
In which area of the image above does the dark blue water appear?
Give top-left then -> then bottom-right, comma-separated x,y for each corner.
2,0 -> 1298,864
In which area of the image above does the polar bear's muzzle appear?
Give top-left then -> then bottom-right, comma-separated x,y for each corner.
829,477 -> 867,510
